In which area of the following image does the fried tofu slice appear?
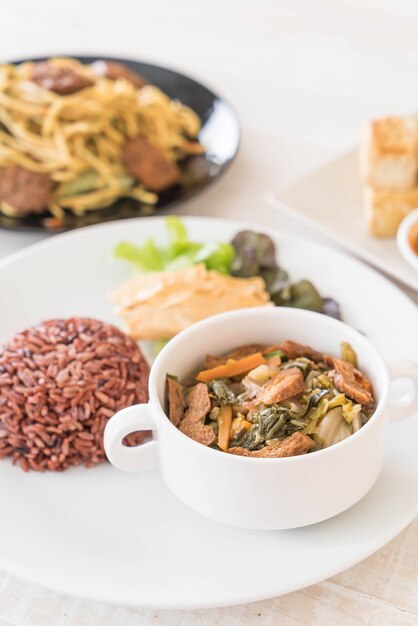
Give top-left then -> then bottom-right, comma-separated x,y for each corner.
365,186 -> 418,237
279,340 -> 323,363
255,367 -> 305,405
178,383 -> 215,446
360,117 -> 418,191
227,432 -> 314,458
324,355 -> 374,405
166,378 -> 186,427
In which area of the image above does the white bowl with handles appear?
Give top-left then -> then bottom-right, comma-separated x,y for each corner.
104,308 -> 418,530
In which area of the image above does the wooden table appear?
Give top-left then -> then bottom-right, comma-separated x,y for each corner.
0,1 -> 417,623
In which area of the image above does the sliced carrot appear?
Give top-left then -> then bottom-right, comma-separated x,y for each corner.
196,352 -> 266,382
218,405 -> 233,451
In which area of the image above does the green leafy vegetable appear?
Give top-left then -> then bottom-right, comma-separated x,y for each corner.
232,404 -> 295,450
208,378 -> 253,405
231,231 -> 278,278
209,379 -> 237,405
166,214 -> 188,247
265,349 -> 285,359
114,239 -> 164,271
114,216 -> 234,274
231,230 -> 341,319
272,279 -> 323,312
113,218 -> 341,320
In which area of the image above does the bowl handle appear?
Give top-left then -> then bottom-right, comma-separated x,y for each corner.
103,404 -> 158,471
387,360 -> 418,422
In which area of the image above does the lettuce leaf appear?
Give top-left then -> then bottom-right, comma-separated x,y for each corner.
114,216 -> 234,274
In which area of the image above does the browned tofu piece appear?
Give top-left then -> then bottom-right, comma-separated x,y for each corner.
179,419 -> 215,447
324,355 -> 374,405
279,340 -> 323,363
365,186 -> 418,237
255,367 -> 305,405
227,432 -> 315,458
178,383 -> 215,446
184,383 -> 211,422
166,378 -> 186,427
360,117 -> 418,191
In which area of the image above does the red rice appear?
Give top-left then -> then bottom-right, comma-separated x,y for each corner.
0,318 -> 149,471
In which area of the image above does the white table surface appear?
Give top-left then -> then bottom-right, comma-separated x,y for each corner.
0,1 -> 417,624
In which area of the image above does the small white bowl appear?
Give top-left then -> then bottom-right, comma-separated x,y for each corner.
397,208 -> 418,274
104,308 -> 418,530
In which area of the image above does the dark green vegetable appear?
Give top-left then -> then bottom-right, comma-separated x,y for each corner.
231,231 -> 289,294
230,230 -> 340,318
231,231 -> 278,277
271,279 -> 323,312
208,378 -> 253,405
209,379 -> 237,404
232,404 -> 299,450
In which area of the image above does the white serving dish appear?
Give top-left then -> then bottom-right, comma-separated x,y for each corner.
266,149 -> 418,292
0,216 -> 416,608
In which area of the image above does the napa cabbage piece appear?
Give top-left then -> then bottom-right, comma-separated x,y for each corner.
315,407 -> 352,447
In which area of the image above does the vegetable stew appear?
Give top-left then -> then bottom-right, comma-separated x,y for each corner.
166,340 -> 376,458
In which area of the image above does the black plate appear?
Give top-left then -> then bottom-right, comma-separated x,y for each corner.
0,55 -> 240,233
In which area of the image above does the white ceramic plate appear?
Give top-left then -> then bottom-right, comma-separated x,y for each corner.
266,149 -> 418,292
0,216 -> 417,609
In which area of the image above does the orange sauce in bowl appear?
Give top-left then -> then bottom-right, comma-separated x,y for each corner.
408,221 -> 418,257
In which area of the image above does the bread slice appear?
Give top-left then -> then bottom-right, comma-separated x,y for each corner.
360,117 -> 418,190
365,186 -> 418,237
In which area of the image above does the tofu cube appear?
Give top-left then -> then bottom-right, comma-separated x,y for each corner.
360,117 -> 418,190
365,186 -> 418,237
